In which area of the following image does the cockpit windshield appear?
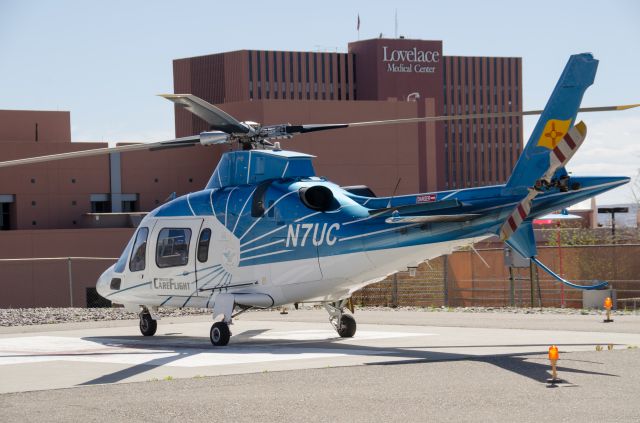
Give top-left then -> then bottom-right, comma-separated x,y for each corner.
113,236 -> 134,273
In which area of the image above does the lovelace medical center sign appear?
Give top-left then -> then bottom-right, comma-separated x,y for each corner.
347,38 -> 443,101
382,46 -> 440,74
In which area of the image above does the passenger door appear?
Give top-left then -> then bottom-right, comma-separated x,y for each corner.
194,224 -> 221,292
148,218 -> 204,299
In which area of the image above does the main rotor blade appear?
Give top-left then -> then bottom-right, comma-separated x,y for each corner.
285,124 -> 350,134
160,94 -> 251,135
345,104 -> 640,128
0,135 -> 200,169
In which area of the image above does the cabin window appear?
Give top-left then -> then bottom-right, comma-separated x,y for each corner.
156,228 -> 192,268
129,227 -> 149,272
197,228 -> 212,263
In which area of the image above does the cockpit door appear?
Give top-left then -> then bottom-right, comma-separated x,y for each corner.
147,218 -> 204,300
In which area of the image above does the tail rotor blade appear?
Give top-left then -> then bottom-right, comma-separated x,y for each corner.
541,121 -> 587,182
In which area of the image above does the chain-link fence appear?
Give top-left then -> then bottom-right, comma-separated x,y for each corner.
352,244 -> 640,309
445,244 -> 640,309
352,257 -> 446,307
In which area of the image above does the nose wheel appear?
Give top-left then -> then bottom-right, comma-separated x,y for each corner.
325,300 -> 357,338
139,312 -> 157,336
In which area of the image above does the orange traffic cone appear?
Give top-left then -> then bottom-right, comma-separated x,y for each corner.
547,345 -> 561,385
603,297 -> 613,323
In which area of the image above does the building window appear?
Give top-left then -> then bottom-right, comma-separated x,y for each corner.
122,200 -> 138,213
352,55 -> 357,100
313,54 -> 318,100
305,53 -> 310,100
248,51 -> 253,100
156,228 -> 192,268
321,54 -> 326,100
91,199 -> 111,213
273,54 -> 279,100
0,202 -> 10,230
289,52 -> 294,99
337,54 -> 342,100
345,55 -> 350,100
297,52 -> 302,99
265,52 -> 270,99
281,51 -> 286,99
197,228 -> 212,263
129,227 -> 149,272
257,52 -> 262,100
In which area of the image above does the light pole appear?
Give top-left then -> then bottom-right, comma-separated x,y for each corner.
534,210 -> 582,308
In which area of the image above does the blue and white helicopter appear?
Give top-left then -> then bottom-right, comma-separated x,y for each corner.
2,53 -> 636,346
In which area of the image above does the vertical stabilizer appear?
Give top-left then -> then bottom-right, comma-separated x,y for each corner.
505,53 -> 598,191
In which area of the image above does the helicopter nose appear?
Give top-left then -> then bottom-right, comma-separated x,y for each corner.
95,265 -> 115,299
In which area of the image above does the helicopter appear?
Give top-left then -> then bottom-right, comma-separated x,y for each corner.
1,53 -> 637,346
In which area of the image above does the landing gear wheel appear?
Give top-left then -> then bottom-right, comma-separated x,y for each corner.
337,314 -> 356,338
210,321 -> 231,346
139,313 -> 157,336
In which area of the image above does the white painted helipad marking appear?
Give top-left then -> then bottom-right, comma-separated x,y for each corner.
0,330 -> 429,368
251,329 -> 429,341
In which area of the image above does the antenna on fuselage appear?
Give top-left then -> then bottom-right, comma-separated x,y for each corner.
387,178 -> 402,208
164,192 -> 177,203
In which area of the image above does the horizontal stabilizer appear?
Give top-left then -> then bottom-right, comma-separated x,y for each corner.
385,213 -> 480,224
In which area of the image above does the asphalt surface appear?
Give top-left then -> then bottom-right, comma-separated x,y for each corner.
1,309 -> 639,422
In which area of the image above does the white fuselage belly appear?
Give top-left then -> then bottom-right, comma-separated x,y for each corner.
108,235 -> 488,308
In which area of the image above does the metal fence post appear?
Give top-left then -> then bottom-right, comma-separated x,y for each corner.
67,257 -> 73,307
508,266 -> 515,307
529,259 -> 535,308
534,264 -> 542,309
392,273 -> 398,307
443,255 -> 449,307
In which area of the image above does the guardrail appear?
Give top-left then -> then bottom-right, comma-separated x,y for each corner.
0,257 -> 117,307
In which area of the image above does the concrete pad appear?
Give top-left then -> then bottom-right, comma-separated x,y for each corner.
1,311 -> 639,394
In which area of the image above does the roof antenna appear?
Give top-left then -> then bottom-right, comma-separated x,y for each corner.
394,9 -> 398,38
387,177 -> 402,208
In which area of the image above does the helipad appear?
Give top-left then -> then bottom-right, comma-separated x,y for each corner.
1,310 -> 639,394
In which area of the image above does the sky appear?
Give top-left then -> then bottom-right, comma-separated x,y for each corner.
0,0 -> 639,204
